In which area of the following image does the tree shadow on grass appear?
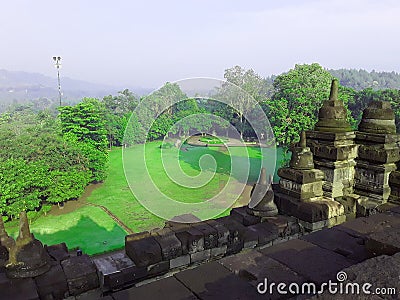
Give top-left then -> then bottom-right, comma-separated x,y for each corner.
33,216 -> 126,255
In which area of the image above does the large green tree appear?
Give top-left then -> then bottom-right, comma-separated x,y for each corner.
59,98 -> 109,182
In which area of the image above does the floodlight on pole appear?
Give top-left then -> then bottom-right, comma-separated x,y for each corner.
53,56 -> 62,106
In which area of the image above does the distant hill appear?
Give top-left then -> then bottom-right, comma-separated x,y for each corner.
328,69 -> 400,91
0,69 -> 152,112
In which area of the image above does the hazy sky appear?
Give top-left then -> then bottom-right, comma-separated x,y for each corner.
1,0 -> 399,88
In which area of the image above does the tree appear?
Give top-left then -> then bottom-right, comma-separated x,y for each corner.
58,98 -> 109,182
218,66 -> 269,138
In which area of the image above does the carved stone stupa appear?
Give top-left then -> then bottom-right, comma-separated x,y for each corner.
0,211 -> 50,278
247,167 -> 278,217
355,101 -> 400,206
306,79 -> 358,200
275,131 -> 345,230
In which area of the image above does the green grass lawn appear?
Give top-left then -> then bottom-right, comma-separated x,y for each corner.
4,141 -> 284,255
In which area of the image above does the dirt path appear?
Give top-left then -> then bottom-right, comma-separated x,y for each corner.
86,203 -> 134,234
48,183 -> 134,234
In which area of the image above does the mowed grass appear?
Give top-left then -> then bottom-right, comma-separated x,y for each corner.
4,141 -> 282,255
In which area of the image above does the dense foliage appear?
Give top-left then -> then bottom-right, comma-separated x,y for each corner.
2,63 -> 400,219
329,69 -> 400,91
0,98 -> 108,218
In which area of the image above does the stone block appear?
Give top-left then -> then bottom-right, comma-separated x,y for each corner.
120,265 -> 147,285
357,144 -> 400,164
109,251 -> 135,270
210,245 -> 227,258
335,212 -> 400,238
103,271 -> 124,290
174,261 -> 265,299
112,276 -> 197,300
275,192 -> 345,224
0,274 -> 39,300
46,242 -> 69,262
339,253 -> 400,298
190,249 -> 211,263
175,227 -> 204,254
278,168 -> 325,184
301,227 -> 370,263
259,239 -> 353,285
278,179 -> 324,200
125,235 -> 162,267
245,222 -> 279,246
219,250 -> 307,297
230,206 -> 261,226
146,260 -> 169,277
191,222 -> 218,249
265,215 -> 302,237
216,216 -> 247,255
153,228 -> 182,260
356,132 -> 400,144
35,264 -> 68,299
205,219 -> 229,247
125,231 -> 151,243
61,254 -> 100,296
366,226 -> 400,256
170,254 -> 190,269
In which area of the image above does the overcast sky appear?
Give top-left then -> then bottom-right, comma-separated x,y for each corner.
1,0 -> 399,88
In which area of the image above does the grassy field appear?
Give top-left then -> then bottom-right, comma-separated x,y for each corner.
5,141 -> 283,255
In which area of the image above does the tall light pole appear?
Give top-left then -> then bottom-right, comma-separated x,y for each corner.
53,56 -> 62,106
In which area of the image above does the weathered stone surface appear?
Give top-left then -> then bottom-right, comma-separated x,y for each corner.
366,225 -> 400,256
354,161 -> 395,202
205,219 -> 229,247
216,216 -> 247,255
278,168 -> 325,184
219,250 -> 307,299
35,264 -> 68,299
112,276 -> 197,300
259,239 -> 353,285
120,264 -> 147,285
190,249 -> 211,263
61,254 -> 99,296
46,242 -> 69,262
300,228 -> 370,263
170,254 -> 190,269
335,212 -> 400,238
210,245 -> 227,258
3,211 -> 51,279
174,227 -> 204,254
0,274 -> 39,300
174,261 -> 265,299
358,101 -> 396,134
338,253 -> 400,299
248,168 -> 278,217
153,228 -> 182,260
278,179 -> 324,200
389,171 -> 400,204
265,215 -> 302,237
245,222 -> 279,246
357,144 -> 400,164
275,193 -> 345,224
289,131 -> 314,170
230,206 -> 261,226
125,235 -> 162,267
314,79 -> 352,133
191,222 -> 218,249
146,260 -> 169,277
